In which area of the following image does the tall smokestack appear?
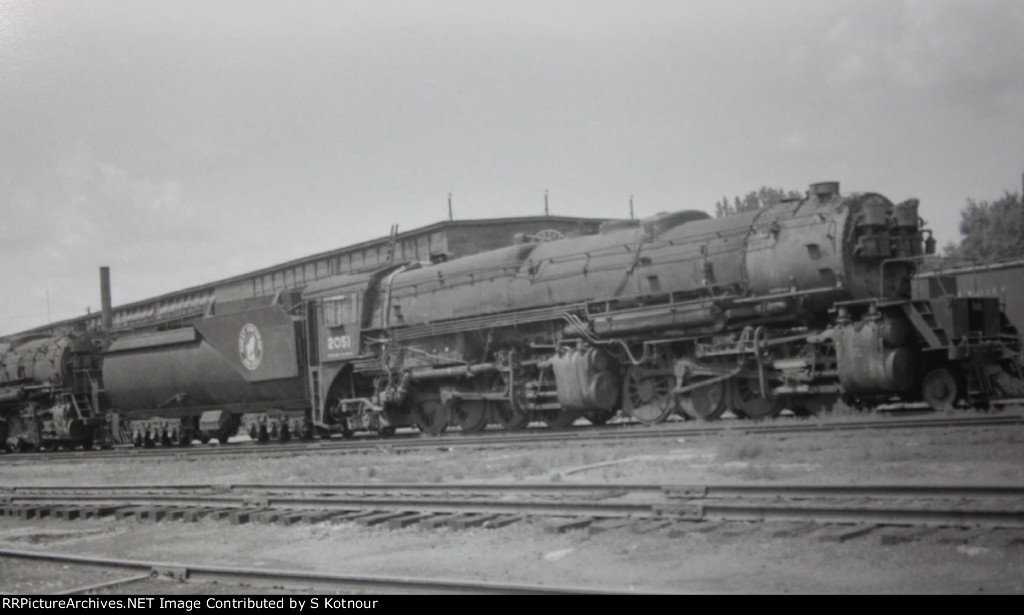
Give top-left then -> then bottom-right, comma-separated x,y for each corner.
100,266 -> 112,331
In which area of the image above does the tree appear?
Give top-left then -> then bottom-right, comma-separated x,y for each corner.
943,192 -> 1024,263
715,187 -> 803,218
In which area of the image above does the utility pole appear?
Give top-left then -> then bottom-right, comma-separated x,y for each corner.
448,193 -> 453,221
630,195 -> 635,220
544,190 -> 549,216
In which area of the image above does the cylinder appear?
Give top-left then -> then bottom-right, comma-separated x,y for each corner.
835,319 -> 914,394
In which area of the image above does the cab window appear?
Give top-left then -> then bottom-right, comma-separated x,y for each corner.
323,294 -> 358,328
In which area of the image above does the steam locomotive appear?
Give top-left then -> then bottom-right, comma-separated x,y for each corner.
2,182 -> 1021,450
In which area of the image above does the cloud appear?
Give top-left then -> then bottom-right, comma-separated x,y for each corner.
819,1 -> 1024,110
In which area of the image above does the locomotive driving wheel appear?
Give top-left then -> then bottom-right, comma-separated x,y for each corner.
922,368 -> 959,411
730,378 -> 783,419
622,355 -> 677,426
451,399 -> 489,434
677,380 -> 727,421
415,398 -> 449,436
493,400 -> 530,430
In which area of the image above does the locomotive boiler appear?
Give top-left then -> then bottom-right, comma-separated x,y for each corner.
302,182 -> 1021,436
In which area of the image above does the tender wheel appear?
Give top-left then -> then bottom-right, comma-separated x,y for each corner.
922,368 -> 959,411
493,400 -> 530,430
217,433 -> 230,444
377,425 -> 396,437
279,424 -> 291,442
622,360 -> 677,425
415,398 -> 449,436
452,400 -> 489,434
541,410 -> 577,429
678,381 -> 727,421
731,379 -> 783,419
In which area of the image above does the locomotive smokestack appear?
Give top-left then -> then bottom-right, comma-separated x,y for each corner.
100,266 -> 113,331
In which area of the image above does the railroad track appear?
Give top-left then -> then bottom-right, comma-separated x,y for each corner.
4,411 -> 1023,465
0,548 -> 614,594
6,482 -> 1024,594
5,482 -> 1024,534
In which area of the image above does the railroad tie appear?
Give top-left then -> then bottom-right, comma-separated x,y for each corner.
114,506 -> 149,520
878,527 -> 941,545
297,511 -> 335,524
933,527 -> 989,545
629,519 -> 673,534
587,519 -> 635,535
229,508 -> 268,525
14,506 -> 45,520
768,521 -> 821,539
449,513 -> 502,530
52,507 -> 81,521
817,524 -> 879,543
356,511 -> 417,527
420,513 -> 467,529
207,508 -> 237,521
254,510 -> 286,524
178,507 -> 221,522
482,515 -> 525,529
388,512 -> 437,529
328,509 -> 383,523
274,511 -> 311,526
667,521 -> 726,538
138,508 -> 171,522
544,517 -> 594,534
164,508 -> 192,521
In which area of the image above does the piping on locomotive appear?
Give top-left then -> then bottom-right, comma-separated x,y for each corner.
2,182 -> 1022,450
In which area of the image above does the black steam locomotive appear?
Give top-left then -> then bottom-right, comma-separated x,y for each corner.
2,182 -> 1020,450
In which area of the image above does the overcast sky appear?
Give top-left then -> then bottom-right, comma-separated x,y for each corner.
1,0 -> 1022,336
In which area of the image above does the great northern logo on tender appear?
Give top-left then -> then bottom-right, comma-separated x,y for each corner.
238,323 -> 263,371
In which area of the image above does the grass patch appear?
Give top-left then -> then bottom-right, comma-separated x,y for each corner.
715,436 -> 767,462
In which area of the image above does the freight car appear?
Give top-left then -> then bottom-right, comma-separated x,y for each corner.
2,182 -> 1021,451
915,259 -> 1024,337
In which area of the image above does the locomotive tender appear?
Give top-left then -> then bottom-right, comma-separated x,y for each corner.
2,182 -> 1021,450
